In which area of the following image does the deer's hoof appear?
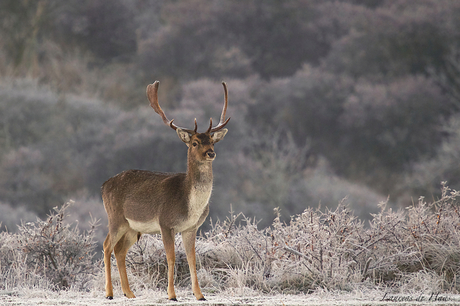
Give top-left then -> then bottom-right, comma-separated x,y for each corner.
106,296 -> 113,300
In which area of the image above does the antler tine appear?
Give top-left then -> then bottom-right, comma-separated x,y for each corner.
220,81 -> 228,123
146,81 -> 196,134
193,118 -> 198,133
209,81 -> 231,133
206,118 -> 213,134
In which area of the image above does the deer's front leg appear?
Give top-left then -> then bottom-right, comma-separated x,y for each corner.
182,230 -> 205,300
161,227 -> 177,301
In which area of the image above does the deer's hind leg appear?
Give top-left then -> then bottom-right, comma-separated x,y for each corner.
103,232 -> 116,299
103,225 -> 130,299
114,229 -> 139,298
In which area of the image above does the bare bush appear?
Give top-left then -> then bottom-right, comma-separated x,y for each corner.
0,201 -> 99,291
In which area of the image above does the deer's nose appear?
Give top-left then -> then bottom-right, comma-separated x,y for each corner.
206,151 -> 216,159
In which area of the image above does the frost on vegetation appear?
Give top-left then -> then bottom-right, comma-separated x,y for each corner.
124,183 -> 460,295
2,184 -> 460,296
0,201 -> 98,291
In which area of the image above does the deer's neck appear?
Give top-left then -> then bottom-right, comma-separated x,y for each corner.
186,160 -> 213,188
185,159 -> 213,222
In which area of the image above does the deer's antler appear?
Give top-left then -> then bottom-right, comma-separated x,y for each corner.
146,81 -> 196,134
206,82 -> 231,134
147,81 -> 230,134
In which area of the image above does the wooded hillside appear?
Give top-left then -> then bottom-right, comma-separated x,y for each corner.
1,0 -> 459,229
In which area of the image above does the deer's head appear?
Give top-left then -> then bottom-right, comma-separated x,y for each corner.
146,81 -> 229,163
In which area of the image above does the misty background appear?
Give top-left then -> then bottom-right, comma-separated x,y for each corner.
0,0 -> 459,237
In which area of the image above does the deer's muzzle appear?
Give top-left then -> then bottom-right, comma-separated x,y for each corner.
205,150 -> 216,159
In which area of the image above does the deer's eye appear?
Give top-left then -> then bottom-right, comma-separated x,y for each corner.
192,142 -> 198,147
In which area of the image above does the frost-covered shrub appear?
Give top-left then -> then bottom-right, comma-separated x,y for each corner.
13,201 -> 98,290
405,184 -> 460,289
201,203 -> 367,293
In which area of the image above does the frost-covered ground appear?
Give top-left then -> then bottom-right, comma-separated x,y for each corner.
2,289 -> 460,306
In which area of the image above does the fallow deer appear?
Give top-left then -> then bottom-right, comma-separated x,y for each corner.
101,81 -> 230,300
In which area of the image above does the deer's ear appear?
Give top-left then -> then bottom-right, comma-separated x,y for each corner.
212,128 -> 228,143
177,128 -> 191,144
